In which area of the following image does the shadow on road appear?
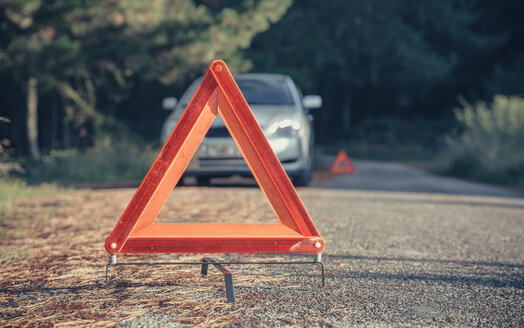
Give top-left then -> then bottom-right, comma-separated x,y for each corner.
329,254 -> 524,269
355,196 -> 524,210
339,270 -> 523,289
328,254 -> 524,289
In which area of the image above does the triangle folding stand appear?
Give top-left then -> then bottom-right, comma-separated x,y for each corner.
330,149 -> 355,174
105,60 -> 325,255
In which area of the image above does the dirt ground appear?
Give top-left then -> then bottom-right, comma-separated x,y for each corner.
0,186 -> 289,327
1,159 -> 523,327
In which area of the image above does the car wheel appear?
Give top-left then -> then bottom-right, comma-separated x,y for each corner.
293,171 -> 310,187
196,176 -> 211,186
293,155 -> 313,187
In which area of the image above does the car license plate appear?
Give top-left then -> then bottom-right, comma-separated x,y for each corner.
199,144 -> 242,158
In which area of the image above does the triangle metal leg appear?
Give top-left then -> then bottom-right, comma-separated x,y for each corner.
104,254 -> 324,302
202,258 -> 235,303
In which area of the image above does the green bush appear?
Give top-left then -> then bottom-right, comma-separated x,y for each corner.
0,179 -> 60,214
18,139 -> 158,185
321,116 -> 447,162
445,95 -> 524,187
350,116 -> 447,150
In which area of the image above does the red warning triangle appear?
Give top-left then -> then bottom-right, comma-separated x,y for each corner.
105,60 -> 325,254
330,150 -> 355,174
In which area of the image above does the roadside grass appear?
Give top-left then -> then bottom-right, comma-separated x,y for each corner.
12,139 -> 159,186
0,179 -> 61,215
0,179 -> 65,260
443,95 -> 524,190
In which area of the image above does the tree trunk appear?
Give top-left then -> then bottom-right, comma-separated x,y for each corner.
342,95 -> 352,138
63,118 -> 71,149
50,92 -> 59,150
27,77 -> 40,159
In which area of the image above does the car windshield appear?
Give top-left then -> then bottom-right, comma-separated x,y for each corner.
236,78 -> 294,105
180,75 -> 294,108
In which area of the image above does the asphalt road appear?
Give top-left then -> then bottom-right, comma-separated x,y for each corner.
3,157 -> 522,327
117,158 -> 523,327
312,158 -> 523,198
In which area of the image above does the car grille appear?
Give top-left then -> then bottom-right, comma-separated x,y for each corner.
198,158 -> 247,167
206,127 -> 231,138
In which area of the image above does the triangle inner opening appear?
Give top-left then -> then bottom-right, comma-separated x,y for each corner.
105,60 -> 323,254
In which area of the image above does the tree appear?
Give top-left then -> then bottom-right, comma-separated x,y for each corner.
248,0 -> 504,141
0,0 -> 292,155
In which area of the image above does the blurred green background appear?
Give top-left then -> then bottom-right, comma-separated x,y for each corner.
1,0 -> 523,188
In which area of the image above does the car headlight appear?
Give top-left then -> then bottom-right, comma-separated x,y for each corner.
266,119 -> 301,138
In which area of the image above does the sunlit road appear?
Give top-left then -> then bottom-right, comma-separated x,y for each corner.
4,158 -> 522,327
312,158 -> 523,198
121,158 -> 524,326
293,158 -> 524,326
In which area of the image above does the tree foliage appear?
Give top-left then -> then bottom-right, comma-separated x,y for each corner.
446,95 -> 524,187
0,0 -> 523,154
0,0 -> 291,152
247,0 -> 509,140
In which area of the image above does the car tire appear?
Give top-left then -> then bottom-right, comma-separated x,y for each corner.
292,155 -> 313,187
293,171 -> 310,187
196,176 -> 211,186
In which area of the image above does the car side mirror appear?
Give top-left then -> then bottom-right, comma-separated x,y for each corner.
303,95 -> 322,109
162,97 -> 178,110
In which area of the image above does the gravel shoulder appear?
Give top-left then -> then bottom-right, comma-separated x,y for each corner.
1,159 -> 523,327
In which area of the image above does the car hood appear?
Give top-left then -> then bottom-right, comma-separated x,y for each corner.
211,105 -> 297,129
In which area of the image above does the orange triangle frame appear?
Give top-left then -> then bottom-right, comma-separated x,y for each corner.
330,150 -> 355,174
105,60 -> 325,254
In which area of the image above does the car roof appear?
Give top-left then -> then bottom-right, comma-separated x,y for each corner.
193,73 -> 291,82
233,73 -> 291,80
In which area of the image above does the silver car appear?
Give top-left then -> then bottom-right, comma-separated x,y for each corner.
161,73 -> 321,186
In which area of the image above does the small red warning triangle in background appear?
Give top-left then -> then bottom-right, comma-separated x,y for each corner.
330,149 -> 355,174
105,60 -> 325,255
